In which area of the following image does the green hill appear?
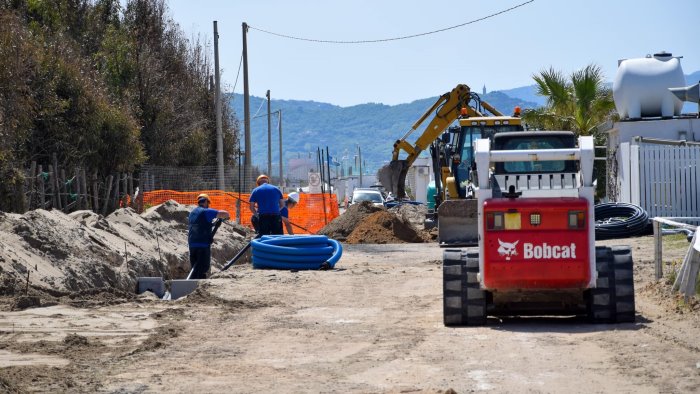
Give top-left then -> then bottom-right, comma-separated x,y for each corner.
230,91 -> 536,175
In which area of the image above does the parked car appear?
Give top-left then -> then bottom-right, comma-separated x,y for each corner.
350,188 -> 385,207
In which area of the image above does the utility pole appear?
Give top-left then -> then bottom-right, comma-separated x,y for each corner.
214,21 -> 225,190
242,22 -> 252,188
278,110 -> 284,189
266,89 -> 272,177
358,145 -> 363,187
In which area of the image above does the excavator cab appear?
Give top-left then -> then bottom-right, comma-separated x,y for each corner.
376,83 -> 525,245
435,117 -> 524,246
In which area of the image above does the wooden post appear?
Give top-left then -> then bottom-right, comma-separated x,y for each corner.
81,168 -> 89,210
74,168 -> 81,210
37,165 -> 45,209
28,161 -> 37,209
278,110 -> 284,188
121,173 -> 128,208
113,173 -> 121,209
102,175 -> 113,216
60,169 -> 68,210
52,154 -> 62,210
672,232 -> 700,300
242,22 -> 252,190
127,172 -> 134,207
142,171 -> 148,192
92,171 -> 99,213
214,21 -> 225,191
653,219 -> 663,280
48,167 -> 56,209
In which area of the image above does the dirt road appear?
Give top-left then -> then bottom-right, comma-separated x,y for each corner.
1,240 -> 699,393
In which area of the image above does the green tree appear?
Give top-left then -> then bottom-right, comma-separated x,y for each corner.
0,0 -> 240,212
522,64 -> 615,139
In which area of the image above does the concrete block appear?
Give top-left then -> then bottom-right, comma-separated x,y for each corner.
137,277 -> 165,298
170,279 -> 200,300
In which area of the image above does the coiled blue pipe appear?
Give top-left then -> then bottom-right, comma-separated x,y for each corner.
251,235 -> 343,270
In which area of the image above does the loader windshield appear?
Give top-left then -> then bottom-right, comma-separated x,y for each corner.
494,134 -> 577,174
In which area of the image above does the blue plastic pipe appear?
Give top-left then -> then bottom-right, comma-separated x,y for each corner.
251,235 -> 343,270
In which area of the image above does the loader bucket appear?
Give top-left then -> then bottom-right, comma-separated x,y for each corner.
377,160 -> 409,198
437,199 -> 479,246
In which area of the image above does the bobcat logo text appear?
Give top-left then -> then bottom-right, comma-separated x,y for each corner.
497,239 -> 578,260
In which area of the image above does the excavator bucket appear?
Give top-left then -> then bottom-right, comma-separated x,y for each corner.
377,160 -> 410,198
437,199 -> 479,246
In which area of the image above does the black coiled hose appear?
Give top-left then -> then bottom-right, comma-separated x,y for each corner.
594,202 -> 650,240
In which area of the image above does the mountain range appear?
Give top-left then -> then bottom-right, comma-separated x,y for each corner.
230,71 -> 699,176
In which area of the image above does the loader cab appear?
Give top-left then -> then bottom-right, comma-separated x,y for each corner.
492,131 -> 578,176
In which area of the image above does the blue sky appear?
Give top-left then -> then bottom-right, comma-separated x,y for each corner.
165,0 -> 699,106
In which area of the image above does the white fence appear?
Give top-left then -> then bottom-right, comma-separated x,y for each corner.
619,140 -> 700,218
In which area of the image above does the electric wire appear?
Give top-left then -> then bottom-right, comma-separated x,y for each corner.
231,52 -> 244,101
247,0 -> 534,44
252,95 -> 266,117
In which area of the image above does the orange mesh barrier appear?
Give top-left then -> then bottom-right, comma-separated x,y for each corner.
142,190 -> 339,235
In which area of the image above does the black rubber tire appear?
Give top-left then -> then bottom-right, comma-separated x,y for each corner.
588,246 -> 635,323
443,248 -> 486,326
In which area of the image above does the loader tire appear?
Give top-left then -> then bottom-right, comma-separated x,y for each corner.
443,248 -> 486,326
588,246 -> 635,323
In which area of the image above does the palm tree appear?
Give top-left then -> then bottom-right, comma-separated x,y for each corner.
522,64 -> 615,138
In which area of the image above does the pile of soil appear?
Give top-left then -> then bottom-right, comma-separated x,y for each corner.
317,201 -> 383,240
346,211 -> 425,244
0,200 -> 254,302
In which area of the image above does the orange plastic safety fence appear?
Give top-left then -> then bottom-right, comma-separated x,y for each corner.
142,190 -> 339,235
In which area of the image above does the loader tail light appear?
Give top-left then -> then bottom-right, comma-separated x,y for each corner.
504,212 -> 521,230
487,212 -> 504,230
568,211 -> 585,229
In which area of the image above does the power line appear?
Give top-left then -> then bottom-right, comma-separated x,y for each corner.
252,95 -> 266,117
230,52 -> 243,105
232,52 -> 243,93
248,0 -> 533,44
242,109 -> 280,123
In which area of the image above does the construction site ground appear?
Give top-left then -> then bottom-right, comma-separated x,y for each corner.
1,235 -> 699,393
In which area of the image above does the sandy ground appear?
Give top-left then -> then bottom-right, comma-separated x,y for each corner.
1,236 -> 699,393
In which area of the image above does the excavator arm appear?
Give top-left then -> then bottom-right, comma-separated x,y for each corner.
379,84 -> 476,198
391,84 -> 475,163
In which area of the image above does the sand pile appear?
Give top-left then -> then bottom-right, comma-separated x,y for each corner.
317,201 -> 383,240
345,211 -> 425,244
0,200 -> 253,299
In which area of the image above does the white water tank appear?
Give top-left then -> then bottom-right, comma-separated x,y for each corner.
613,52 -> 685,119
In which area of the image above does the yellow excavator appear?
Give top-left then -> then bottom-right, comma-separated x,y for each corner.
377,83 -> 524,245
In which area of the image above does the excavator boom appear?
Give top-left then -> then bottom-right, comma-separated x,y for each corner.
378,84 -> 473,198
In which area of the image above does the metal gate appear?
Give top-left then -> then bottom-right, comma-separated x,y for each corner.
619,139 -> 700,217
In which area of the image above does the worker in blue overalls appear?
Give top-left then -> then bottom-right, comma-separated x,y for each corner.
188,193 -> 229,279
249,174 -> 285,236
280,192 -> 299,235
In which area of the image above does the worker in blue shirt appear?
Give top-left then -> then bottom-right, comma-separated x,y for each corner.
249,174 -> 284,236
188,193 -> 230,279
281,192 -> 300,235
